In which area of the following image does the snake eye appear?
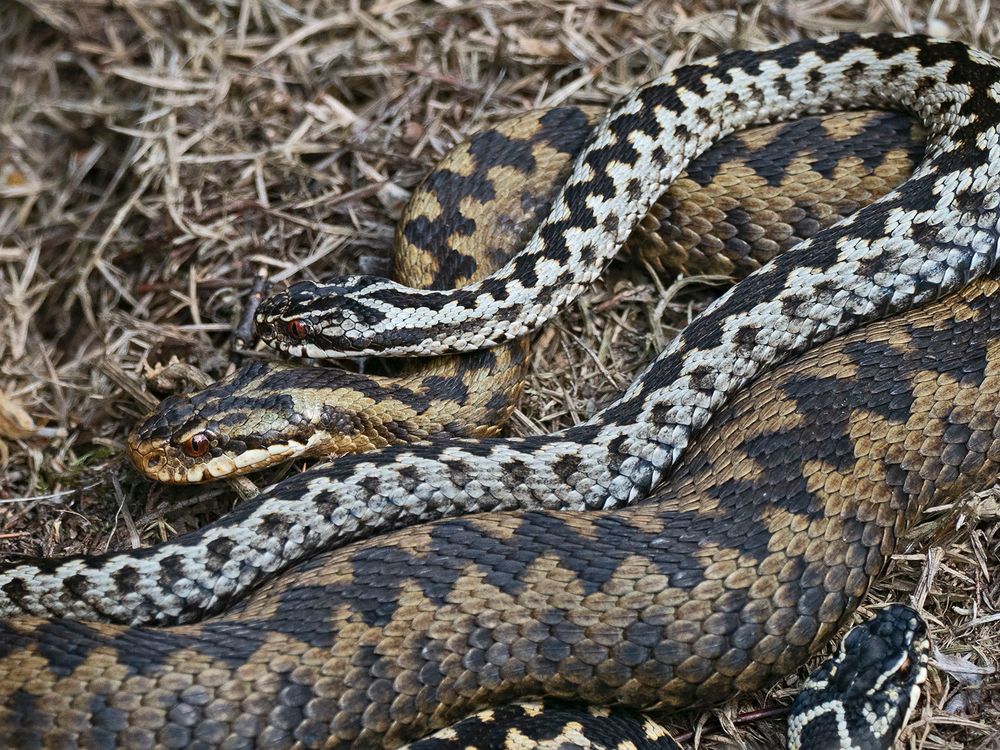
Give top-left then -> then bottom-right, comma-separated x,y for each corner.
895,655 -> 912,678
287,320 -> 308,340
183,433 -> 210,458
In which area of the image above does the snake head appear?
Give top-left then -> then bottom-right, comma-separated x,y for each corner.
787,604 -> 929,750
255,276 -> 493,357
126,360 -> 325,483
255,277 -> 400,358
127,391 -> 230,484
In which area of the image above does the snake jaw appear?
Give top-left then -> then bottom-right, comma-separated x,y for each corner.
126,432 -> 313,483
127,416 -> 313,484
127,434 -> 316,483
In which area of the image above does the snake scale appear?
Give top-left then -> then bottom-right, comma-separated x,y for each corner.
1,272 -> 982,746
2,32 -> 1000,748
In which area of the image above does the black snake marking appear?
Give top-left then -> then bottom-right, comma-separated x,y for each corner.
402,699 -> 681,750
8,248 -> 984,749
0,34 -> 998,636
256,33 -> 1000,360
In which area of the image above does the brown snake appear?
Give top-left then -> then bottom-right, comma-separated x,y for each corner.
1,272 -> 992,747
0,109 -> 978,749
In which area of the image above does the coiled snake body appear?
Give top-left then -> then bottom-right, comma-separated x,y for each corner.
2,273 -> 985,747
2,32 -> 1000,748
128,107 -> 923,484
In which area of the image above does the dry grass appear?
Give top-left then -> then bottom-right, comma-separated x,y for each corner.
2,0 -> 999,747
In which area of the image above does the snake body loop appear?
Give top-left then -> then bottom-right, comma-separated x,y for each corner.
257,34 -> 1000,360
2,273 -> 990,746
1,33 -> 997,633
406,606 -> 929,750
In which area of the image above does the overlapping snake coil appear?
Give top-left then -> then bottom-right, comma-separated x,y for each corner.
127,107 -> 923,485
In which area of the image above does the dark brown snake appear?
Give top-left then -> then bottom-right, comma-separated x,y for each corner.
4,34 -> 1000,749
0,111 -> 971,747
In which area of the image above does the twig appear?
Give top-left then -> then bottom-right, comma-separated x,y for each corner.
231,268 -> 270,357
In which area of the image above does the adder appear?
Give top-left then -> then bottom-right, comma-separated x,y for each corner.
5,34 -> 986,627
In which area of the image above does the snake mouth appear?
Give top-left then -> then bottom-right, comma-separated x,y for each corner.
127,446 -> 276,483
900,634 -> 931,730
263,336 -> 377,360
127,434 -> 319,484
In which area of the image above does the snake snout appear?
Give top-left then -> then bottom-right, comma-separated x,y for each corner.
125,432 -> 175,482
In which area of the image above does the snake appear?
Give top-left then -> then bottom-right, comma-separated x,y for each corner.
127,106 -> 922,484
256,33 -> 1000,362
12,32 -> 984,624
2,31 -> 999,747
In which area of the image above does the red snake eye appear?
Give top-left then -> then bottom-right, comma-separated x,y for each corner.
895,655 -> 912,678
184,433 -> 210,458
287,320 -> 308,340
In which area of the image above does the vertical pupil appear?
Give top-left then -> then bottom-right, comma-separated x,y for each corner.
186,435 -> 208,457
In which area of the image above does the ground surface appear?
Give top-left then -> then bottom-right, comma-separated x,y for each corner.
2,1 -> 999,747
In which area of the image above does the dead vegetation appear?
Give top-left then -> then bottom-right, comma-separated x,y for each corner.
1,0 -> 999,747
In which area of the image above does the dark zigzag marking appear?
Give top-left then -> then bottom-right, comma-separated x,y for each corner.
408,698 -> 680,750
531,106 -> 595,152
405,108 -> 598,290
603,156 -> 995,429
